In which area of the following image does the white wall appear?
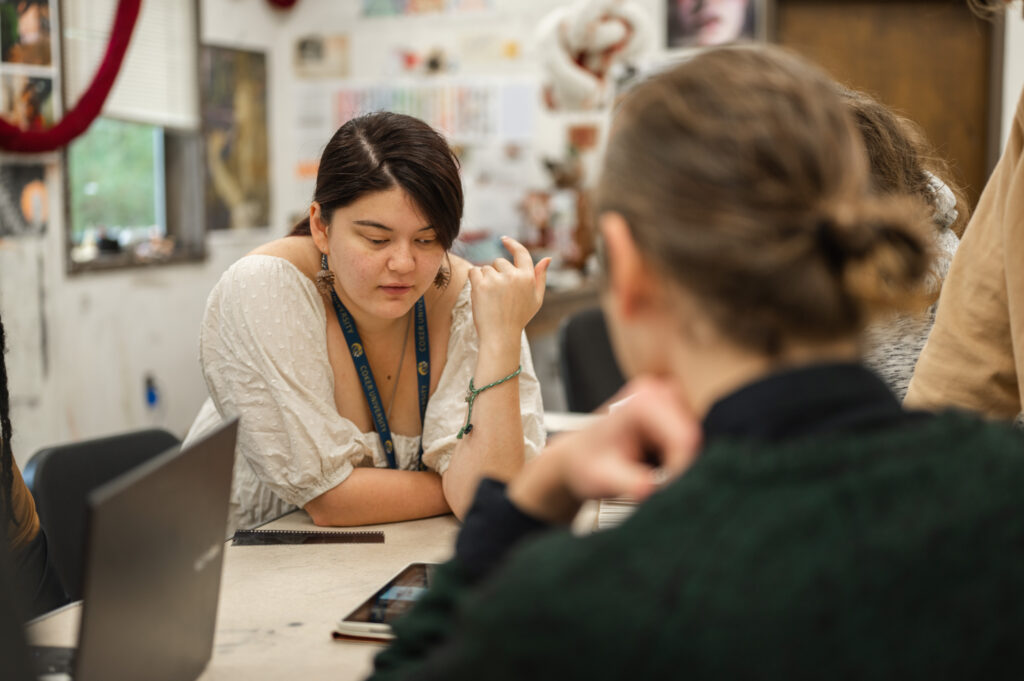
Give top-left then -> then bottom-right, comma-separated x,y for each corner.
3,0 -> 285,467
3,0 -> 1022,467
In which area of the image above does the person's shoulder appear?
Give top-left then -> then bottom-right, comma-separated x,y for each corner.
202,240 -> 327,341
246,236 -> 321,282
209,238 -> 322,311
910,411 -> 1024,476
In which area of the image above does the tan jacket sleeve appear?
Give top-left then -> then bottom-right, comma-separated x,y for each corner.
905,88 -> 1024,419
7,461 -> 40,552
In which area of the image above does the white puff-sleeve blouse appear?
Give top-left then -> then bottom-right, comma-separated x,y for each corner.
184,255 -> 546,532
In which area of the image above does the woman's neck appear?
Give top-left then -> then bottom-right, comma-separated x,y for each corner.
667,336 -> 860,419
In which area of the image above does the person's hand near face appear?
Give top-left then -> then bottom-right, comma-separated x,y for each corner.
508,378 -> 702,524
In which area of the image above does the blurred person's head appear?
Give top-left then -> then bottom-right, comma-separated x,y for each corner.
838,87 -> 969,238
596,45 -> 933,387
673,0 -> 753,46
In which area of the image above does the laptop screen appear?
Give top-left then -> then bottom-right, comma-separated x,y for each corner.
73,419 -> 237,681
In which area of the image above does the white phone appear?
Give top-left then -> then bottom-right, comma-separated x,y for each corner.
335,562 -> 438,641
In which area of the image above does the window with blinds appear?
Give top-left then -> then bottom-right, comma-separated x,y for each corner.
61,0 -> 198,130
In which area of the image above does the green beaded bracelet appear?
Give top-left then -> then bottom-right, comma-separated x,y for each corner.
456,365 -> 523,439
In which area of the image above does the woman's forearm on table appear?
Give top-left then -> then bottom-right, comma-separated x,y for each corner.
304,467 -> 450,526
442,336 -> 527,518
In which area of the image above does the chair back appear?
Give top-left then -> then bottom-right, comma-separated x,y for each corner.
558,306 -> 626,413
0,528 -> 33,681
23,429 -> 180,600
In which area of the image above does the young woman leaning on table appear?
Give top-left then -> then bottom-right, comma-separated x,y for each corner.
184,112 -> 548,532
369,46 -> 1024,680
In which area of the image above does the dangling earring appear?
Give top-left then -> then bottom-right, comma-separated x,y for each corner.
433,252 -> 452,289
316,253 -> 336,297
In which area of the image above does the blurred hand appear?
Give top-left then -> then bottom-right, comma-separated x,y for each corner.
469,236 -> 551,351
508,378 -> 702,524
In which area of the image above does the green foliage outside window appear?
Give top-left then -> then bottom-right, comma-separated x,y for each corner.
68,118 -> 161,243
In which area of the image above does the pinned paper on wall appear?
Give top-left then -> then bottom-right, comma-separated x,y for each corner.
459,33 -> 523,68
294,34 -> 350,79
0,0 -> 62,138
294,78 -> 538,182
333,82 -> 537,142
362,0 -> 493,17
0,161 -> 47,237
0,72 -> 53,131
0,0 -> 53,66
294,84 -> 332,180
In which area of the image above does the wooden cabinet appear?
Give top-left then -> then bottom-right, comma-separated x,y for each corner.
775,0 -> 1003,208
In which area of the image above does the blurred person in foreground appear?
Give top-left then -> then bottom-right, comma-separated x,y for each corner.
367,44 -> 1024,680
905,0 -> 1024,418
0,308 -> 67,619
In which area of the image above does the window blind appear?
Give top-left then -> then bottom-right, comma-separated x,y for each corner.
61,0 -> 198,130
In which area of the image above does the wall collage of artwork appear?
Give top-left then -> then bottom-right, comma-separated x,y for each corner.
0,0 -> 61,411
0,0 -> 61,239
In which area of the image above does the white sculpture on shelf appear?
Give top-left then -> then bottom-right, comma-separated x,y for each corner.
535,0 -> 653,111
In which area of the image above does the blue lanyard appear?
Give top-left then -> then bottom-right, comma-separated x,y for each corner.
329,292 -> 430,470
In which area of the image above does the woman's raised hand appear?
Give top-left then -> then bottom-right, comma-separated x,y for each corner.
468,237 -> 551,350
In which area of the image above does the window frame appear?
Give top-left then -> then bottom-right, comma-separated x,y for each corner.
57,0 -> 206,275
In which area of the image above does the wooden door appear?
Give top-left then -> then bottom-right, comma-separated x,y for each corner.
775,0 -> 999,208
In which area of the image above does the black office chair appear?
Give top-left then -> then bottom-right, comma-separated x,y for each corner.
558,306 -> 627,414
22,428 -> 180,600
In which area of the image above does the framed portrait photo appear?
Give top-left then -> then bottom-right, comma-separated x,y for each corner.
666,0 -> 773,50
200,45 -> 270,231
0,0 -> 53,66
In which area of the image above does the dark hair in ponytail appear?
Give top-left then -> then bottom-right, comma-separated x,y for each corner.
290,111 -> 463,252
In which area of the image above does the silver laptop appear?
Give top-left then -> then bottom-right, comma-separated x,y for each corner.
31,418 -> 238,681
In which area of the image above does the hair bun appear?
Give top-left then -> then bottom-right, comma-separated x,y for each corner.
814,216 -> 848,271
815,196 -> 934,317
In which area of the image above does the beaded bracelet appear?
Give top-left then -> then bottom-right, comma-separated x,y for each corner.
456,365 -> 523,439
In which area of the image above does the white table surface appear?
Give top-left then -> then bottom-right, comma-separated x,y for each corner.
26,512 -> 462,681
26,412 -> 600,679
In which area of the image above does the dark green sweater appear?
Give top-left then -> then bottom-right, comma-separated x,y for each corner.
371,371 -> 1024,680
